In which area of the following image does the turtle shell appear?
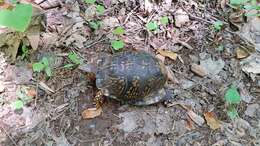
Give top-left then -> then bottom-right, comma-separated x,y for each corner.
95,51 -> 167,105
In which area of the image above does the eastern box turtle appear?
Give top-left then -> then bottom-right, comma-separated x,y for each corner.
79,50 -> 169,106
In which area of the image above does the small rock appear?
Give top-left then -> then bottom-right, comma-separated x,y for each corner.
245,104 -> 259,117
200,58 -> 225,77
190,64 -> 207,77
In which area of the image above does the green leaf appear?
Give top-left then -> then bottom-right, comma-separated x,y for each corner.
44,66 -> 52,77
230,0 -> 246,5
96,5 -> 105,14
0,4 -> 32,32
33,62 -> 45,72
113,26 -> 125,35
89,21 -> 101,30
11,100 -> 24,110
63,64 -> 75,69
85,0 -> 96,4
224,86 -> 241,104
213,20 -> 223,31
160,16 -> 169,25
41,57 -> 49,66
146,21 -> 158,31
227,106 -> 239,119
111,40 -> 124,50
68,52 -> 82,64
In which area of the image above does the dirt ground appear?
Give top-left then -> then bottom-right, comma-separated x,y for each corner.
0,0 -> 260,146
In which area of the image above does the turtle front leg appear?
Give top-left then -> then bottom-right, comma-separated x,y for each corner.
93,90 -> 104,108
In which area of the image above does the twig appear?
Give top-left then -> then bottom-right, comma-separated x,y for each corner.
0,126 -> 18,146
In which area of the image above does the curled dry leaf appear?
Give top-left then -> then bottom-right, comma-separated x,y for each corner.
82,107 -> 102,119
187,109 -> 205,126
204,112 -> 221,130
157,50 -> 177,60
236,48 -> 249,59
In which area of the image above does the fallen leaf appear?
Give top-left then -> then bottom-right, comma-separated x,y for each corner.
190,63 -> 207,77
174,9 -> 190,27
185,117 -> 195,130
155,54 -> 165,63
82,107 -> 102,119
204,112 -> 221,130
0,81 -> 5,92
241,53 -> 260,74
157,50 -> 177,60
39,81 -> 54,93
236,48 -> 249,59
166,66 -> 179,84
27,88 -> 37,97
187,109 -> 205,126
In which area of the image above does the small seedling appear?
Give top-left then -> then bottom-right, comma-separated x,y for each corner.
213,20 -> 223,31
21,45 -> 29,59
85,0 -> 96,4
160,16 -> 169,25
216,45 -> 224,51
113,26 -> 125,35
111,40 -> 124,50
64,52 -> 82,68
89,21 -> 101,30
0,3 -> 32,32
224,86 -> 241,120
146,21 -> 158,31
96,5 -> 105,14
11,100 -> 24,110
33,57 -> 52,77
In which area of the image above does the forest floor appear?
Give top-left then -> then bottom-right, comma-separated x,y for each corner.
0,0 -> 260,146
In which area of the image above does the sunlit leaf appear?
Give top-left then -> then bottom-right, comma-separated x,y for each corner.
113,26 -> 125,35
68,52 -> 82,64
224,86 -> 241,104
45,66 -> 52,77
111,40 -> 124,50
96,5 -> 105,14
213,20 -> 223,31
146,21 -> 158,31
11,100 -> 24,110
227,106 -> 239,119
0,3 -> 32,32
85,0 -> 96,4
160,16 -> 169,25
32,62 -> 45,72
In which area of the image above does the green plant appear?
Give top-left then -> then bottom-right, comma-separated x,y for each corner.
113,26 -> 125,35
230,0 -> 260,16
89,20 -> 101,30
85,0 -> 96,4
160,16 -> 169,26
21,45 -> 29,60
96,5 -> 105,14
11,87 -> 34,110
11,100 -> 24,110
224,86 -> 241,120
64,52 -> 82,68
0,3 -> 32,32
146,21 -> 158,31
111,40 -> 124,50
33,57 -> 52,77
213,20 -> 223,31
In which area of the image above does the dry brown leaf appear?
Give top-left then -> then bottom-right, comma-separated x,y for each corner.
204,112 -> 221,130
27,88 -> 37,97
187,110 -> 205,126
166,66 -> 179,84
185,117 -> 195,130
82,107 -> 102,119
39,81 -> 54,93
191,64 -> 207,77
158,50 -> 177,60
155,54 -> 165,63
236,48 -> 249,59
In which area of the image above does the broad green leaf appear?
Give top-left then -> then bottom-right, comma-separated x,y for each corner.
0,4 -> 32,32
11,100 -> 24,110
225,86 -> 241,104
146,21 -> 158,31
41,57 -> 49,66
33,62 -> 45,72
96,5 -> 105,14
227,107 -> 239,119
113,26 -> 125,35
85,0 -> 96,4
111,40 -> 124,50
64,64 -> 75,69
45,66 -> 52,77
160,16 -> 169,25
213,20 -> 223,31
68,52 -> 82,64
